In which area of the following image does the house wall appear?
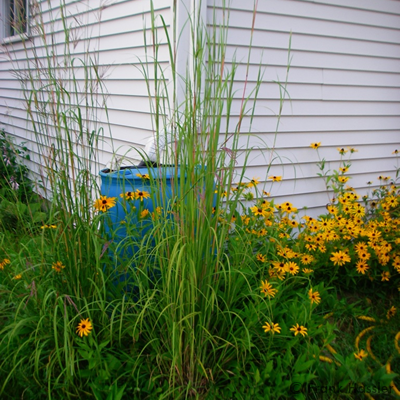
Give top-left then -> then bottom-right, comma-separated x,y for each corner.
207,0 -> 400,215
0,0 -> 171,190
0,0 -> 399,215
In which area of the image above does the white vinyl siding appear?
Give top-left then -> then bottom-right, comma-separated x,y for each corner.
207,0 -> 400,214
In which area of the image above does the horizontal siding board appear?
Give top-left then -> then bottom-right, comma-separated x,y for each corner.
211,0 -> 400,29
224,46 -> 400,73
226,99 -> 400,117
210,8 -> 400,44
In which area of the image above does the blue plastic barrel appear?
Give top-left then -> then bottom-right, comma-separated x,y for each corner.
99,166 -> 182,240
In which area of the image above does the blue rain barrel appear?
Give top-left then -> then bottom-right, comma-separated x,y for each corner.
99,166 -> 184,243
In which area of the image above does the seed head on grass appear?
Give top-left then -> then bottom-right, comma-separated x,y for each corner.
76,318 -> 93,337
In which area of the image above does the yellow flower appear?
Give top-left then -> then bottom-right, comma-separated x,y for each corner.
41,224 -> 57,229
94,195 -> 116,212
136,173 -> 150,179
268,175 -> 282,182
354,349 -> 368,361
263,191 -> 270,196
338,176 -> 349,183
308,288 -> 321,305
302,268 -> 314,274
355,260 -> 369,275
263,322 -> 281,334
260,280 -> 277,298
135,189 -> 151,201
381,271 -> 390,281
337,147 -> 348,155
13,274 -> 22,280
76,318 -> 93,337
250,206 -> 269,218
140,209 -> 150,218
301,254 -> 314,265
387,306 -> 396,320
330,251 -> 351,266
393,149 -> 399,154
272,261 -> 286,273
290,324 -> 308,337
247,177 -> 260,187
120,191 -> 136,200
285,261 -> 299,275
310,142 -> 321,149
339,167 -> 349,173
52,261 -> 65,273
256,254 -> 266,263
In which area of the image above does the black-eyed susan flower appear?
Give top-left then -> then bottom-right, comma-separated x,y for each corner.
310,142 -> 321,149
355,260 -> 369,275
136,173 -> 150,180
263,322 -> 281,334
387,306 -> 396,320
381,271 -> 390,281
76,318 -> 93,337
272,261 -> 286,273
301,254 -> 314,265
120,191 -> 136,200
94,195 -> 116,212
308,288 -> 321,305
354,349 -> 368,361
337,147 -> 348,155
135,190 -> 151,201
290,324 -> 308,337
250,206 -> 269,218
392,256 -> 400,273
338,176 -> 349,183
247,177 -> 260,187
393,149 -> 399,154
302,268 -> 314,274
260,280 -> 277,298
268,175 -> 282,182
330,250 -> 351,266
52,261 -> 65,273
256,254 -> 266,263
285,261 -> 299,275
